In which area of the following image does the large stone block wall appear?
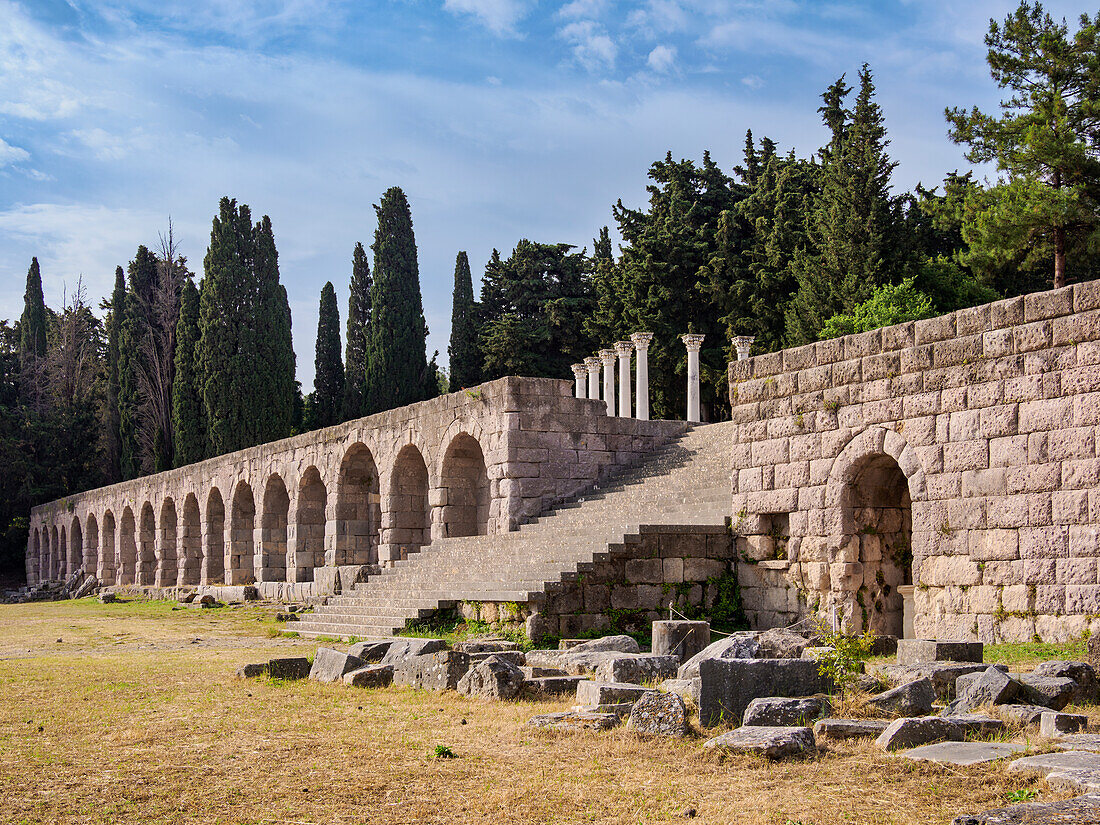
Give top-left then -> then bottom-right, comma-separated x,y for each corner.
728,279 -> 1100,643
27,377 -> 686,592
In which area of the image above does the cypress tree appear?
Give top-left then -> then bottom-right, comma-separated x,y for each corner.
364,187 -> 430,414
252,215 -> 296,443
18,257 -> 48,409
312,281 -> 344,429
118,245 -> 159,479
172,277 -> 205,466
447,251 -> 480,391
342,242 -> 371,420
103,266 -> 125,482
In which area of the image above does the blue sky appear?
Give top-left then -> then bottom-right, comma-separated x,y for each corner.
0,0 -> 1087,389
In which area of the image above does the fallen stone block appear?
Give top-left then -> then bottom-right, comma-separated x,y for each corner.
944,667 -> 1020,715
903,741 -> 1025,766
343,664 -> 394,688
593,654 -> 679,685
267,657 -> 311,680
457,656 -> 525,700
576,681 -> 653,706
524,676 -> 585,696
879,663 -> 1005,702
813,718 -> 890,742
1007,750 -> 1100,779
875,717 -> 964,751
694,658 -> 832,727
379,638 -> 448,665
658,678 -> 695,699
1019,674 -> 1077,710
98,592 -> 118,604
993,704 -> 1050,728
871,635 -> 899,657
525,649 -> 624,676
348,640 -> 394,662
1046,769 -> 1100,794
677,634 -> 763,679
454,639 -> 521,654
652,620 -> 710,663
1055,734 -> 1100,751
754,628 -> 809,659
948,714 -> 1005,738
1032,661 -> 1098,704
236,663 -> 266,678
1041,711 -> 1088,737
628,691 -> 690,736
743,697 -> 829,727
526,710 -> 620,731
574,702 -> 635,718
72,576 -> 98,599
951,793 -> 1100,825
309,648 -> 366,684
520,665 -> 566,678
569,635 -> 641,654
896,639 -> 983,667
393,650 -> 471,691
869,678 -> 936,717
469,650 -> 525,667
703,726 -> 816,759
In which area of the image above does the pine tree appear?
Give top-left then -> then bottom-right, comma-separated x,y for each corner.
172,277 -> 205,466
103,266 -> 125,482
312,281 -> 344,429
118,245 -> 159,479
447,251 -> 480,391
18,257 -> 48,409
342,242 -> 371,420
252,215 -> 296,443
364,187 -> 430,414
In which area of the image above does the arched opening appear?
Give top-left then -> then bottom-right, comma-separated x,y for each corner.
261,475 -> 290,583
100,511 -> 116,584
58,525 -> 67,578
180,494 -> 202,586
439,433 -> 489,538
204,488 -> 225,585
119,507 -> 136,585
69,517 -> 83,575
137,502 -> 156,586
841,453 -> 913,637
49,525 -> 59,579
336,443 -> 380,566
386,445 -> 430,561
156,498 -> 177,587
84,514 -> 99,575
32,528 -> 41,583
294,467 -> 327,581
230,481 -> 256,584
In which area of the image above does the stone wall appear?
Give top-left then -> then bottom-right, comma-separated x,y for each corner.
27,377 -> 686,592
728,279 -> 1100,643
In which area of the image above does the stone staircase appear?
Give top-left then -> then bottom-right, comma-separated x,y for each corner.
293,421 -> 735,639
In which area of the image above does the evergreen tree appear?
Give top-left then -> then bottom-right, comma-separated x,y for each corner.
342,242 -> 371,420
252,215 -> 296,443
946,2 -> 1100,288
364,187 -> 430,414
117,245 -> 159,479
18,257 -> 48,409
103,266 -> 125,482
447,251 -> 480,391
312,281 -> 344,429
172,277 -> 204,466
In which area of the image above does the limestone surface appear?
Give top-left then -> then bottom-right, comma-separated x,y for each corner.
743,697 -> 829,727
309,648 -> 366,683
1041,712 -> 1088,737
628,691 -> 690,736
876,717 -> 964,751
575,681 -> 653,706
896,640 -> 984,667
393,651 -> 471,691
813,718 -> 890,741
703,726 -> 816,759
694,658 -> 831,726
1020,674 -> 1078,710
592,654 -> 679,685
343,664 -> 394,688
456,656 -> 525,700
903,741 -> 1025,766
869,678 -> 936,717
526,710 -> 621,731
951,794 -> 1100,825
1032,661 -> 1098,704
651,620 -> 711,663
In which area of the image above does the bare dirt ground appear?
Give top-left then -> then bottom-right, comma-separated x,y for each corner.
0,599 -> 1076,824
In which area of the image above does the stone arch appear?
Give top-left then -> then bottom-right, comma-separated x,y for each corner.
294,467 -> 327,581
83,513 -> 99,574
179,494 -> 202,586
100,510 -> 116,584
230,481 -> 256,584
31,527 -> 42,583
119,506 -> 136,585
824,427 -> 925,636
69,516 -> 83,575
437,432 -> 489,538
335,443 -> 380,567
204,488 -> 225,585
384,444 -> 430,563
137,502 -> 156,586
156,498 -> 178,587
261,474 -> 290,583
58,524 -> 66,578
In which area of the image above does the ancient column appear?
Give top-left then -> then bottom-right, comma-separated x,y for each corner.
682,333 -> 705,423
571,363 -> 587,398
733,335 -> 755,361
599,349 -> 616,416
631,332 -> 654,420
584,356 -> 601,401
614,340 -> 633,418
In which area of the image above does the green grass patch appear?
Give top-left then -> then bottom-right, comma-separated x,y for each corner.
984,637 -> 1088,667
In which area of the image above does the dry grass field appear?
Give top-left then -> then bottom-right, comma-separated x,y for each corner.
0,599 -> 1080,825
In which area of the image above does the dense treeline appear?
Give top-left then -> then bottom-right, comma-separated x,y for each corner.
3,2 -> 1098,579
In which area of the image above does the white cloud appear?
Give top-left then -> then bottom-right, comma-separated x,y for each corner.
741,74 -> 764,89
0,137 -> 29,166
558,0 -> 607,19
646,44 -> 676,73
443,0 -> 530,36
559,21 -> 617,71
